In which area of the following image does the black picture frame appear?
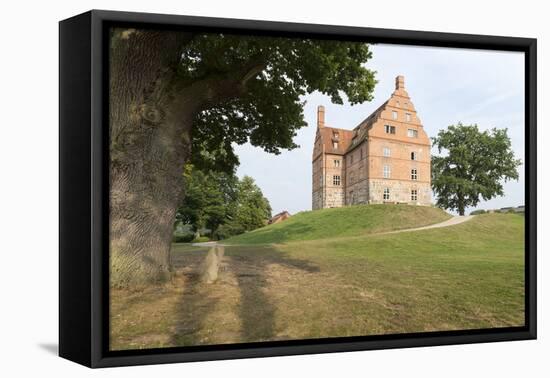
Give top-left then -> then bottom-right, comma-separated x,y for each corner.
59,9 -> 537,368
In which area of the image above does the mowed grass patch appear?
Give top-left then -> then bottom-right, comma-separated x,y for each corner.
225,204 -> 451,245
275,213 -> 525,335
110,213 -> 524,350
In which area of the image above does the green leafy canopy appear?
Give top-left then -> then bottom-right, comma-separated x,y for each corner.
180,33 -> 377,172
176,167 -> 238,236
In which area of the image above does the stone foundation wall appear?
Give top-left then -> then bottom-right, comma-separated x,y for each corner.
312,189 -> 323,210
346,180 -> 369,205
312,186 -> 346,209
325,187 -> 345,208
368,179 -> 431,205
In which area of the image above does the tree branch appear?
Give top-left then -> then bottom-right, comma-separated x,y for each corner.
178,59 -> 267,109
241,63 -> 266,85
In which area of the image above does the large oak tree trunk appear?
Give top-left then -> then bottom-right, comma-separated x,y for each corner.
108,29 -> 263,287
109,29 -> 197,287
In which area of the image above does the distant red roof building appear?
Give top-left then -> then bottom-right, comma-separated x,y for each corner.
268,211 -> 291,225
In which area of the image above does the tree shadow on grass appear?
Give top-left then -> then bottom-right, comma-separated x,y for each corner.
225,246 -> 320,343
169,244 -> 320,346
169,247 -> 221,346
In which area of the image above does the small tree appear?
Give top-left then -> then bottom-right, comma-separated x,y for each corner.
431,123 -> 521,215
176,167 -> 237,239
233,176 -> 272,231
217,176 -> 272,239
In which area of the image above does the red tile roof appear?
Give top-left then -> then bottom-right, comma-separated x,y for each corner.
318,126 -> 354,155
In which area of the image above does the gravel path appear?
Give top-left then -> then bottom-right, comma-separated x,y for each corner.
192,215 -> 475,247
381,215 -> 474,235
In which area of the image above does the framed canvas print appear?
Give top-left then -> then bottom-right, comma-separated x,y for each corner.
59,10 -> 537,368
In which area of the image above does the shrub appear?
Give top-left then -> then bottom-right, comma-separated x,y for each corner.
192,236 -> 210,243
470,209 -> 486,215
216,223 -> 246,240
172,233 -> 195,243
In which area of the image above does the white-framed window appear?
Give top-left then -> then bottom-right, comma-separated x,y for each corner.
334,159 -> 340,167
333,131 -> 339,139
411,151 -> 417,160
407,129 -> 418,138
392,110 -> 398,120
383,188 -> 390,200
384,125 -> 396,134
411,169 -> 418,180
333,141 -> 339,149
406,113 -> 412,122
383,165 -> 391,178
333,175 -> 341,186
383,147 -> 391,157
411,189 -> 418,201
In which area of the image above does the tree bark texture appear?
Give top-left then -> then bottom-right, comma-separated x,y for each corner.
457,194 -> 465,216
109,29 -> 264,287
109,29 -> 197,287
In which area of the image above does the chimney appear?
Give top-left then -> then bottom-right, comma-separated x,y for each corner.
317,105 -> 325,128
395,75 -> 405,90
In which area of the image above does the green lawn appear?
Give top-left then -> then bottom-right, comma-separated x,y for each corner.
110,211 -> 525,350
225,204 -> 451,245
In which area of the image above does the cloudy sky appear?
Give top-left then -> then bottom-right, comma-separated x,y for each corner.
233,43 -> 525,215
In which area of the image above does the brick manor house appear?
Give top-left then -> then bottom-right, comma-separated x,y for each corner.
312,75 -> 431,209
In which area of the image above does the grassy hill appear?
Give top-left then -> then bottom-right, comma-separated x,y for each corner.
225,204 -> 451,245
111,212 -> 525,350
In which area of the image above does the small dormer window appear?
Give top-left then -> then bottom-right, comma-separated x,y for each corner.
333,141 -> 338,149
392,110 -> 398,120
333,131 -> 339,139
